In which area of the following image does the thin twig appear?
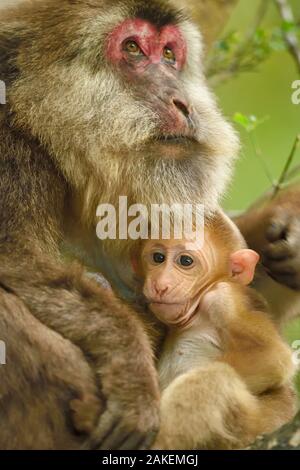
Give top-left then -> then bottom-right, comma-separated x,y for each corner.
208,0 -> 270,86
229,0 -> 270,73
274,0 -> 300,74
249,132 -> 274,187
272,134 -> 300,197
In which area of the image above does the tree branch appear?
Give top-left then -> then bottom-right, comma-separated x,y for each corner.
250,411 -> 300,449
274,0 -> 300,74
174,0 -> 239,49
227,0 -> 270,72
207,0 -> 270,86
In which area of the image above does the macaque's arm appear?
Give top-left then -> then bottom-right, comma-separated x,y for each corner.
219,307 -> 295,395
233,183 -> 300,324
202,283 -> 295,394
153,363 -> 296,450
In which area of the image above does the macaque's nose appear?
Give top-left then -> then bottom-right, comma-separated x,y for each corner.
172,98 -> 190,119
153,280 -> 170,297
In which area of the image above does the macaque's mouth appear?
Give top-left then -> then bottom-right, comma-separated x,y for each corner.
155,135 -> 197,145
147,136 -> 201,160
149,301 -> 197,328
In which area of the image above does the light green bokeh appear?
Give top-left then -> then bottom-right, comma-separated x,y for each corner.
215,0 -> 300,392
214,0 -> 300,212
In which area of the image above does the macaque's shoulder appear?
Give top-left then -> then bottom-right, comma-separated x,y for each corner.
201,281 -> 272,330
201,281 -> 268,314
239,284 -> 270,314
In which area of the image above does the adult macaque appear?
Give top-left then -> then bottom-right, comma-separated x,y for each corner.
138,212 -> 296,449
0,0 -> 300,450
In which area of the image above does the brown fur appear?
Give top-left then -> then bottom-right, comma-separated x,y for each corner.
138,213 -> 297,449
0,0 -> 239,449
0,0 -> 296,451
154,363 -> 296,450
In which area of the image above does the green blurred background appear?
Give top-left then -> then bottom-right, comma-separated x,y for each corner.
215,0 -> 300,212
214,0 -> 300,392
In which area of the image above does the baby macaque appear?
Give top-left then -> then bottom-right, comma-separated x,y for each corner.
137,211 -> 296,449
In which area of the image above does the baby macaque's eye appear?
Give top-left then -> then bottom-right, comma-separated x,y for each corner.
153,252 -> 166,264
179,255 -> 194,267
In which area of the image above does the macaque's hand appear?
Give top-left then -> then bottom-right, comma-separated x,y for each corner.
86,393 -> 160,451
70,394 -> 104,435
262,208 -> 300,290
81,388 -> 160,451
80,359 -> 160,450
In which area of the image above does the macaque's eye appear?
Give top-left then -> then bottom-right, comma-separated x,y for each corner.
153,252 -> 166,264
123,40 -> 144,57
178,255 -> 194,268
163,46 -> 176,64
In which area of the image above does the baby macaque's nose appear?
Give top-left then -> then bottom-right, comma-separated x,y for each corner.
153,281 -> 169,297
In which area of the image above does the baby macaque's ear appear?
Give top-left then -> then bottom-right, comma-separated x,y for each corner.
230,249 -> 260,285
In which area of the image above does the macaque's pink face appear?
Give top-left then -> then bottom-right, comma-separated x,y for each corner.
106,19 -> 187,73
141,237 -> 259,328
142,237 -> 218,327
105,19 -> 193,142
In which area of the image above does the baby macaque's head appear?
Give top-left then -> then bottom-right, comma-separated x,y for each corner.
139,213 -> 259,327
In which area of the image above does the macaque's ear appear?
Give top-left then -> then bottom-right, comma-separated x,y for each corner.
230,249 -> 260,286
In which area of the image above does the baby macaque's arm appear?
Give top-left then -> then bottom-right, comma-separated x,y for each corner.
201,282 -> 295,395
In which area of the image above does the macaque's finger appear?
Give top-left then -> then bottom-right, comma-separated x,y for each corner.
99,417 -> 158,450
99,423 -> 133,450
263,258 -> 297,275
118,428 -> 158,450
266,214 -> 291,242
81,410 -> 119,450
268,271 -> 300,291
264,215 -> 300,290
139,430 -> 159,450
99,424 -> 144,450
263,240 -> 293,261
286,218 -> 300,249
118,433 -> 145,451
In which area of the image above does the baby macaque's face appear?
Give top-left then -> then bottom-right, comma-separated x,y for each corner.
141,236 -> 259,328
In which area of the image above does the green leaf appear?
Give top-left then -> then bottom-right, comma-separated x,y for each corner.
233,112 -> 252,131
233,113 -> 269,132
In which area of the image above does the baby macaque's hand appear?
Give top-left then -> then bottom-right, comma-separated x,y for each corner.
70,394 -> 104,435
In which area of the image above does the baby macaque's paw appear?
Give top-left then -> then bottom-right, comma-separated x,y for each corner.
263,209 -> 300,290
70,394 -> 103,435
